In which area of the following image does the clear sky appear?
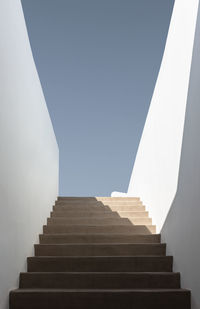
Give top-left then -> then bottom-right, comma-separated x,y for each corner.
21,0 -> 174,196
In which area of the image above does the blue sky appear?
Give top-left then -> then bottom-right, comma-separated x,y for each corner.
21,0 -> 174,196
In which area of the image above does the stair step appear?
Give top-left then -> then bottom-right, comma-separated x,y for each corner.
19,272 -> 180,289
39,234 -> 161,244
43,224 -> 156,234
53,205 -> 146,211
34,243 -> 166,257
57,197 -> 140,201
27,256 -> 173,272
10,289 -> 191,309
47,217 -> 152,225
56,199 -> 142,203
51,211 -> 149,218
55,202 -> 143,207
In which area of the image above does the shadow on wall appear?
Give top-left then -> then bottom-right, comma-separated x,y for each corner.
161,2 -> 200,307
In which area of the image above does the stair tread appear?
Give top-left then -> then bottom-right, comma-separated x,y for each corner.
20,271 -> 180,289
43,224 -> 157,235
47,218 -> 152,224
39,233 -> 161,244
51,211 -> 149,217
53,206 -> 145,209
21,271 -> 178,274
27,255 -> 173,272
10,289 -> 190,309
36,243 -> 165,246
29,255 -> 172,258
53,210 -> 145,212
40,233 -> 160,237
34,243 -> 166,257
57,197 -> 140,200
11,288 -> 189,292
44,224 -> 155,226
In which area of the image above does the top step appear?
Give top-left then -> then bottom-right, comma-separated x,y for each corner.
58,197 -> 140,202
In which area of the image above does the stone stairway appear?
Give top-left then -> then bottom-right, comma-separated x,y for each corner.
9,197 -> 191,308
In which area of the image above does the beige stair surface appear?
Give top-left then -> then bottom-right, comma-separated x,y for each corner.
47,217 -> 152,225
43,224 -> 156,234
53,204 -> 146,211
34,243 -> 166,256
27,256 -> 174,272
9,197 -> 191,309
51,210 -> 149,217
39,233 -> 161,244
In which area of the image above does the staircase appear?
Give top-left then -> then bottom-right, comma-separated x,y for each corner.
10,197 -> 191,309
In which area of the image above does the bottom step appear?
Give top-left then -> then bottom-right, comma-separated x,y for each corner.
10,289 -> 191,309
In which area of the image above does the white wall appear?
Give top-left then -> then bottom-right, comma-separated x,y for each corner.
0,1 -> 59,308
127,0 -> 199,232
162,3 -> 200,307
123,1 -> 200,307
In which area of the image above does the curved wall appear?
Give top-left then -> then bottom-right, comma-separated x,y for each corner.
124,1 -> 200,307
162,2 -> 200,307
0,1 -> 59,308
127,0 -> 199,232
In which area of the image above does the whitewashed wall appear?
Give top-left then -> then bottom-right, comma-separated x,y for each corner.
120,1 -> 200,307
162,2 -> 200,307
127,0 -> 199,232
0,1 -> 59,308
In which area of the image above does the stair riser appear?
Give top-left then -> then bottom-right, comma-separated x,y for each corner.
10,290 -> 191,309
51,211 -> 149,218
39,234 -> 161,244
27,256 -> 173,272
34,244 -> 166,257
53,205 -> 146,211
19,273 -> 180,289
47,218 -> 152,225
43,225 -> 156,234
